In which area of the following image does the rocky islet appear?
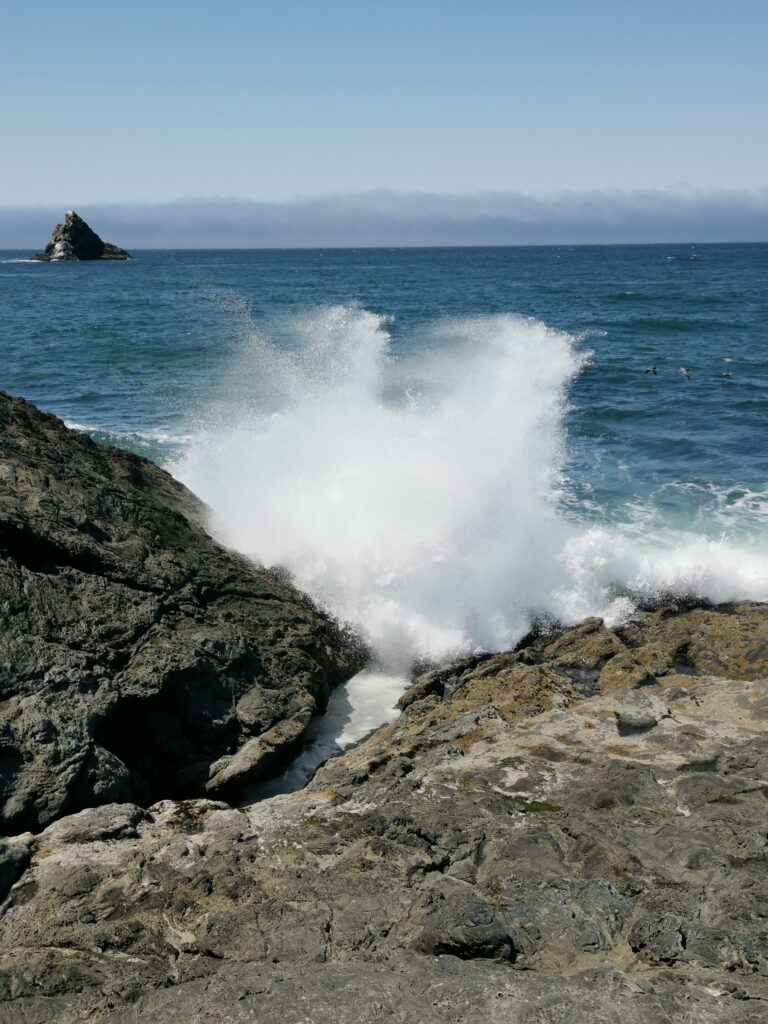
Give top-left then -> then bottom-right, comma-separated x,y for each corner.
31,211 -> 131,261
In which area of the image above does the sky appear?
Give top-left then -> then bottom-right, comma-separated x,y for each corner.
1,0 -> 766,245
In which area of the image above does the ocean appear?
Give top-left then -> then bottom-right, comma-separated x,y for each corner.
2,244 -> 767,672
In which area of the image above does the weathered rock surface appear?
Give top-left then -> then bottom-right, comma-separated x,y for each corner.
31,210 -> 131,261
0,601 -> 765,1021
0,392 -> 364,834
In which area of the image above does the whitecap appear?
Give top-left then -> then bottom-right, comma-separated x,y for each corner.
176,303 -> 768,674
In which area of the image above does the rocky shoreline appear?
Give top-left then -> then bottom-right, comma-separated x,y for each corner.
0,394 -> 766,1022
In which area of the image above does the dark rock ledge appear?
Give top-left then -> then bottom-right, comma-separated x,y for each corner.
0,394 -> 767,1022
0,391 -> 365,834
31,210 -> 131,261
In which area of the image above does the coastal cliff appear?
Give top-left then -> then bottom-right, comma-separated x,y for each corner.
0,396 -> 765,1022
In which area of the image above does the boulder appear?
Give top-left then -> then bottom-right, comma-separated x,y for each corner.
31,210 -> 131,261
0,392 -> 365,833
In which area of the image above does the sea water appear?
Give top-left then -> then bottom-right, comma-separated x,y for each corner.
2,245 -> 767,770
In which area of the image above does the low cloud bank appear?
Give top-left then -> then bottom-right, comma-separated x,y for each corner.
2,188 -> 767,248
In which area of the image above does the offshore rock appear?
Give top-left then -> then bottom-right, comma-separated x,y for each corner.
30,210 -> 131,261
0,392 -> 364,834
0,601 -> 765,1021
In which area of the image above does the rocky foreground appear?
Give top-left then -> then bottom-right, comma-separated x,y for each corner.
0,395 -> 766,1022
31,211 -> 131,261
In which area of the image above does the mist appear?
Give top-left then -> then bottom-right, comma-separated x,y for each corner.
2,188 -> 767,249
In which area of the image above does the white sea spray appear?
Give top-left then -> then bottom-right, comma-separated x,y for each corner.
178,304 -> 768,673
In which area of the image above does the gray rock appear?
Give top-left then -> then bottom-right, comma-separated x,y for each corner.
39,803 -> 149,845
30,210 -> 131,261
0,839 -> 31,903
0,392 -> 365,833
0,602 -> 766,1021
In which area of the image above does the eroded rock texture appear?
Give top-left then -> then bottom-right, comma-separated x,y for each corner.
30,210 -> 131,261
0,602 -> 765,1022
0,392 -> 364,833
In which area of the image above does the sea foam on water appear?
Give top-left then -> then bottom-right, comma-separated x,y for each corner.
178,304 -> 768,673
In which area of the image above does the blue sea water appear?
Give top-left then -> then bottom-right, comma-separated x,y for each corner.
2,244 -> 767,662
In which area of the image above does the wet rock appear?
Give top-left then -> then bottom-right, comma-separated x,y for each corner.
205,714 -> 310,797
31,210 -> 131,261
0,392 -> 364,833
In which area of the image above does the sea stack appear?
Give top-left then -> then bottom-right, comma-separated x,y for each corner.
31,210 -> 131,261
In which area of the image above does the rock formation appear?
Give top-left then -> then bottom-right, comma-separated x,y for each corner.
31,210 -> 131,261
0,392 -> 364,834
0,593 -> 766,1020
0,393 -> 766,1022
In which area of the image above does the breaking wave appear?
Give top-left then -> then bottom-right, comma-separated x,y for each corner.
177,305 -> 768,670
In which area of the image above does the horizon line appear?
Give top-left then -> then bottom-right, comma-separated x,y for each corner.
3,239 -> 768,252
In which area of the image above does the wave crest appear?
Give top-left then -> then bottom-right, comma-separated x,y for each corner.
177,304 -> 768,669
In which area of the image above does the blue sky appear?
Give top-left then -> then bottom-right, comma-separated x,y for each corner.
1,1 -> 766,243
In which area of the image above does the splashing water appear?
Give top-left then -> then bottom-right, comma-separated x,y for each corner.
177,304 -> 768,671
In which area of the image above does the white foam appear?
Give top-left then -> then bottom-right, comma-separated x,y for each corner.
553,527 -> 768,625
177,304 -> 768,672
248,668 -> 408,797
63,419 -> 95,433
64,421 -> 193,446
